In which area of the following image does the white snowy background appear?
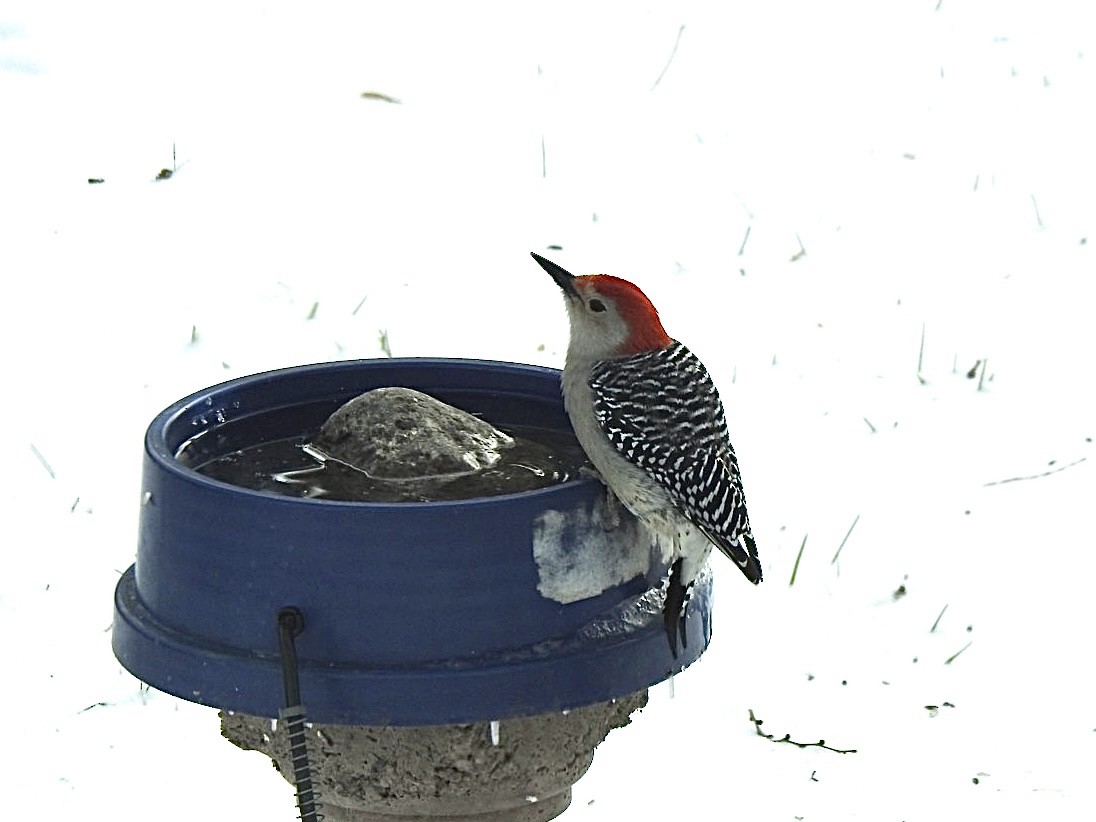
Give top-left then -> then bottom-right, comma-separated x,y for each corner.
3,1 -> 1094,819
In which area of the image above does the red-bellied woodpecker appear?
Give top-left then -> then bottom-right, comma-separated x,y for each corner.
531,252 -> 761,655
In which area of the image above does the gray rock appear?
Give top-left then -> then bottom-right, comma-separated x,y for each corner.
312,387 -> 514,480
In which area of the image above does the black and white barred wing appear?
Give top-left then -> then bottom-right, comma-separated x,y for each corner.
589,341 -> 762,583
678,447 -> 761,583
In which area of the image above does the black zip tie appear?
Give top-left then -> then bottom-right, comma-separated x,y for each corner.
277,607 -> 323,822
278,608 -> 304,706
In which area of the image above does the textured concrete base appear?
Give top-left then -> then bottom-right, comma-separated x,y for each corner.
316,791 -> 569,822
221,691 -> 647,822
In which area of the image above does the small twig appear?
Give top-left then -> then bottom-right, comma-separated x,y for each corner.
789,534 -> 807,586
748,709 -> 857,754
930,604 -> 949,633
155,143 -> 178,180
352,296 -> 367,316
983,456 -> 1086,487
790,234 -> 807,262
1030,194 -> 1043,228
863,417 -> 876,434
944,641 -> 972,665
650,24 -> 685,91
360,91 -> 401,104
916,323 -> 927,384
30,443 -> 56,479
977,358 -> 988,391
737,225 -> 752,256
378,329 -> 392,357
831,515 -> 859,564
306,301 -> 319,320
541,135 -> 547,178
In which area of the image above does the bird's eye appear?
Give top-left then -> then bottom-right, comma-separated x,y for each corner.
588,299 -> 606,313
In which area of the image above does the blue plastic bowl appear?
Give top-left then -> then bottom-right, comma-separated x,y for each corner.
112,358 -> 711,724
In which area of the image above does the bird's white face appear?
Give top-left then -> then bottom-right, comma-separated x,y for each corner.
530,252 -> 670,362
563,280 -> 632,363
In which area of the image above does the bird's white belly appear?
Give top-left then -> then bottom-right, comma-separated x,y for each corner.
562,363 -> 714,582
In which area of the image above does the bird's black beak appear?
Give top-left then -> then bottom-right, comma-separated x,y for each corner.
531,252 -> 579,300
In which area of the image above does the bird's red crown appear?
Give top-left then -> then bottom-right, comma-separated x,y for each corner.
576,274 -> 672,355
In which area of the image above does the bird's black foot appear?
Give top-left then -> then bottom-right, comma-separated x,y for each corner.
663,558 -> 689,658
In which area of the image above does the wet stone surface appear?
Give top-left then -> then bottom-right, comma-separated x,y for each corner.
190,387 -> 588,502
314,387 -> 515,479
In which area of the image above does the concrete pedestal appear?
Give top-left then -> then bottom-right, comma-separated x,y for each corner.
222,691 -> 646,822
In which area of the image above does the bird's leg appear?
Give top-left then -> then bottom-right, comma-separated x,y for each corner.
601,486 -> 623,531
582,466 -> 622,532
663,557 -> 688,658
679,583 -> 691,652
